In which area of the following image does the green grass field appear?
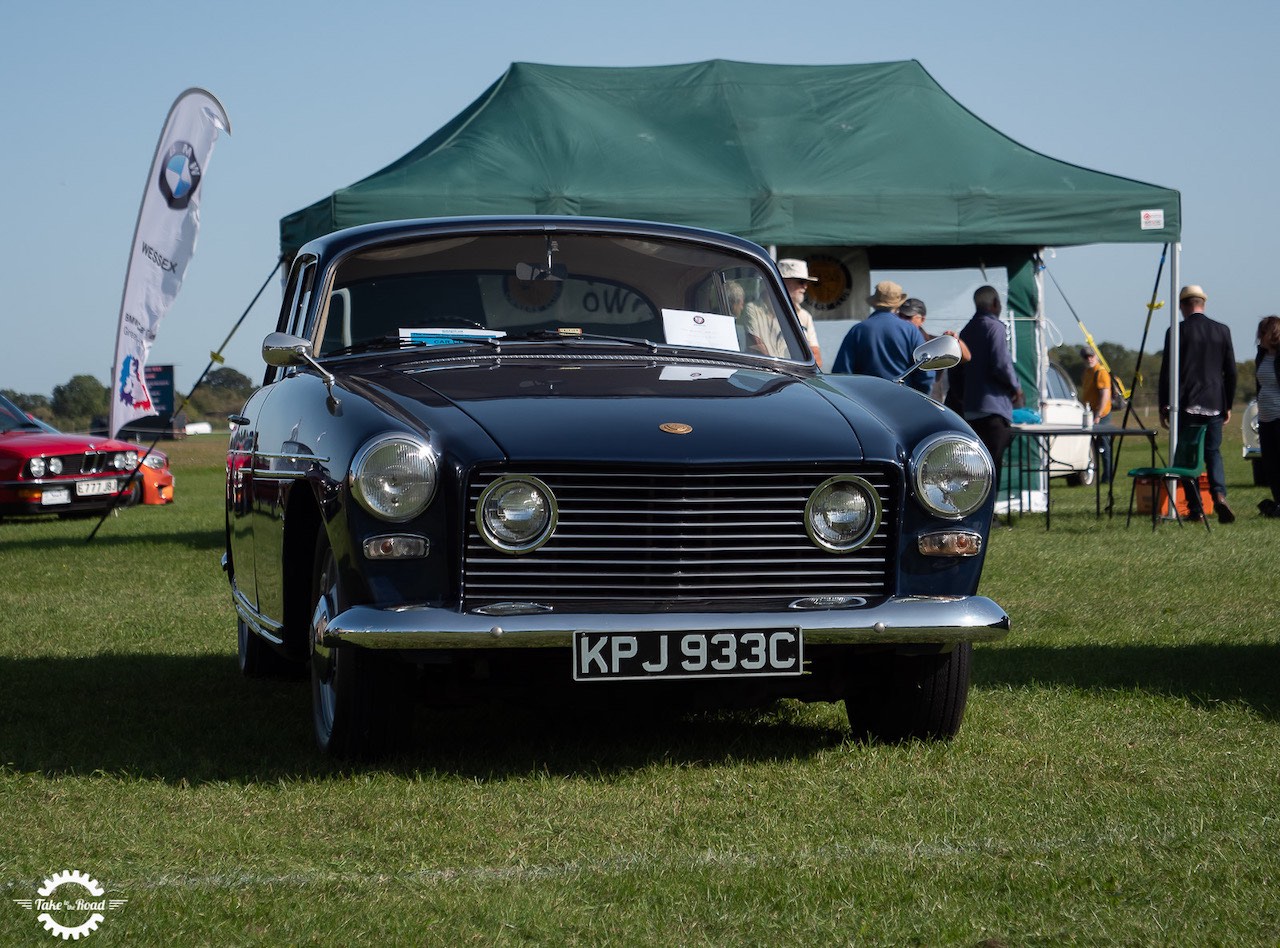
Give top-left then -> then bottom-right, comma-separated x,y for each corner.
2,430 -> 1277,945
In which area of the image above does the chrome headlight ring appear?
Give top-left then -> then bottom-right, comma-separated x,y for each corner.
804,475 -> 882,554
476,475 -> 558,554
911,433 -> 993,520
349,434 -> 438,523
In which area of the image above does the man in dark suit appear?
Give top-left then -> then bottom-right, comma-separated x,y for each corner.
1158,284 -> 1238,522
953,286 -> 1023,485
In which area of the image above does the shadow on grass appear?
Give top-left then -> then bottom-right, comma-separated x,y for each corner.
976,643 -> 1280,721
6,642 -> 1274,785
0,516 -> 223,552
0,654 -> 848,784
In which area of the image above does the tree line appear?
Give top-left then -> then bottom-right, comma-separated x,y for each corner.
2,367 -> 257,434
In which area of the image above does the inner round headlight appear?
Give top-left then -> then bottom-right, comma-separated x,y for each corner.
913,435 -> 992,519
350,435 -> 437,522
49,457 -> 63,474
477,476 -> 557,553
29,457 -> 46,477
805,476 -> 881,553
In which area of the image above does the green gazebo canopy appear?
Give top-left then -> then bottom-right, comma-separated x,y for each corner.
281,59 -> 1180,257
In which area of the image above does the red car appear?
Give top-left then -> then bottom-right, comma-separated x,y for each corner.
0,392 -> 171,516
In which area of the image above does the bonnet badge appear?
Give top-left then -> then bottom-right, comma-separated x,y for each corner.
659,422 -> 693,435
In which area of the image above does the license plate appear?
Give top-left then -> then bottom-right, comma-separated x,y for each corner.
76,479 -> 118,497
41,488 -> 71,506
572,629 -> 803,681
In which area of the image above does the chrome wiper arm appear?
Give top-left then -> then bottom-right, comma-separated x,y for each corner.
508,329 -> 660,353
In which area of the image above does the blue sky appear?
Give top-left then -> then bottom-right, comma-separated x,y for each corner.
3,0 -> 1277,397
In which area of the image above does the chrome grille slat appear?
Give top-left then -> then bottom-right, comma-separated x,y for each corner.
463,466 -> 898,608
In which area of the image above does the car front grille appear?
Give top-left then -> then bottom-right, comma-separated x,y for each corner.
39,452 -> 112,476
462,466 -> 898,609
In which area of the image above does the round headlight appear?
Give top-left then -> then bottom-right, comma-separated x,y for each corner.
349,435 -> 437,522
49,457 -> 63,475
477,476 -> 557,553
805,476 -> 881,553
913,435 -> 992,519
29,457 -> 46,477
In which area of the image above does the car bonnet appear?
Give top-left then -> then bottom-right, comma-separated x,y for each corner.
363,359 -> 870,464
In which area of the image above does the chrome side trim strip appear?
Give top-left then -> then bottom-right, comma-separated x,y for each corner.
231,586 -> 285,646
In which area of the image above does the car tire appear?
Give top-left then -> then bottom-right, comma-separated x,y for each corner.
844,642 -> 971,742
123,478 -> 143,506
309,526 -> 412,758
1066,445 -> 1097,487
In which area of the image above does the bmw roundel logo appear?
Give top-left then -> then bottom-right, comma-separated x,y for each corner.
157,141 -> 203,209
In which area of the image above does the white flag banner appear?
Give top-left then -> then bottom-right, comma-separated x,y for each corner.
109,88 -> 230,438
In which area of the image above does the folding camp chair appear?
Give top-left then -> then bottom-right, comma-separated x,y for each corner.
1125,424 -> 1210,532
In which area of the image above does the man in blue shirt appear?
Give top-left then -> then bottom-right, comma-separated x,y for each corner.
832,281 -> 933,393
950,286 -> 1024,482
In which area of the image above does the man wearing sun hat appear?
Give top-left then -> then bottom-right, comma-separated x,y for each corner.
745,258 -> 822,365
830,280 -> 933,393
1158,284 -> 1237,523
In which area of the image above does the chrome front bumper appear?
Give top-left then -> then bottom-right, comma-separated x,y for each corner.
319,595 -> 1010,649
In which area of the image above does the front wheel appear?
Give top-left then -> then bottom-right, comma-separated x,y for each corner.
309,526 -> 412,757
843,643 -> 972,742
1066,445 -> 1098,487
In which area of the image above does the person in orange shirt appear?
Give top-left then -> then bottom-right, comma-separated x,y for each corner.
1079,346 -> 1113,483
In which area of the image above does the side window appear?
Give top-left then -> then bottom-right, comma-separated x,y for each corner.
266,256 -> 317,384
1046,363 -> 1072,400
274,255 -> 317,336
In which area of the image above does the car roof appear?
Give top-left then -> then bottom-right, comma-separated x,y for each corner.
296,216 -> 774,266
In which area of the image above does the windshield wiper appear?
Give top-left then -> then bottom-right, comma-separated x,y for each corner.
507,329 -> 660,352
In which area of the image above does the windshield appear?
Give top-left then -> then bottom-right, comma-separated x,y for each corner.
0,393 -> 43,433
312,232 -> 808,362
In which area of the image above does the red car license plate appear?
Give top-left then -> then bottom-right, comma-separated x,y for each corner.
76,479 -> 118,497
572,629 -> 803,681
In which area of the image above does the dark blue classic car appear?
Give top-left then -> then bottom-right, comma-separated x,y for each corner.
226,217 -> 1008,756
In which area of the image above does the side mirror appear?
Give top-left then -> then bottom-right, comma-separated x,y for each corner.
262,332 -> 312,367
896,334 -> 961,383
262,332 -> 341,413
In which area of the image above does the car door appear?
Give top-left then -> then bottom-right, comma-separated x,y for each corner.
226,256 -> 317,621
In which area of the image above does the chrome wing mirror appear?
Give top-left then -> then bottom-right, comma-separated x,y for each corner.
895,334 -> 961,384
262,332 -> 341,412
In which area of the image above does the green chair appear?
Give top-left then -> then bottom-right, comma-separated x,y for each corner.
1125,424 -> 1210,531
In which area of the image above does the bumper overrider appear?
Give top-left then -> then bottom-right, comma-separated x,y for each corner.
312,595 -> 1009,649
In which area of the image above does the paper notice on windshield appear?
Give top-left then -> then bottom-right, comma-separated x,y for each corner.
659,366 -> 738,381
661,309 -> 740,351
